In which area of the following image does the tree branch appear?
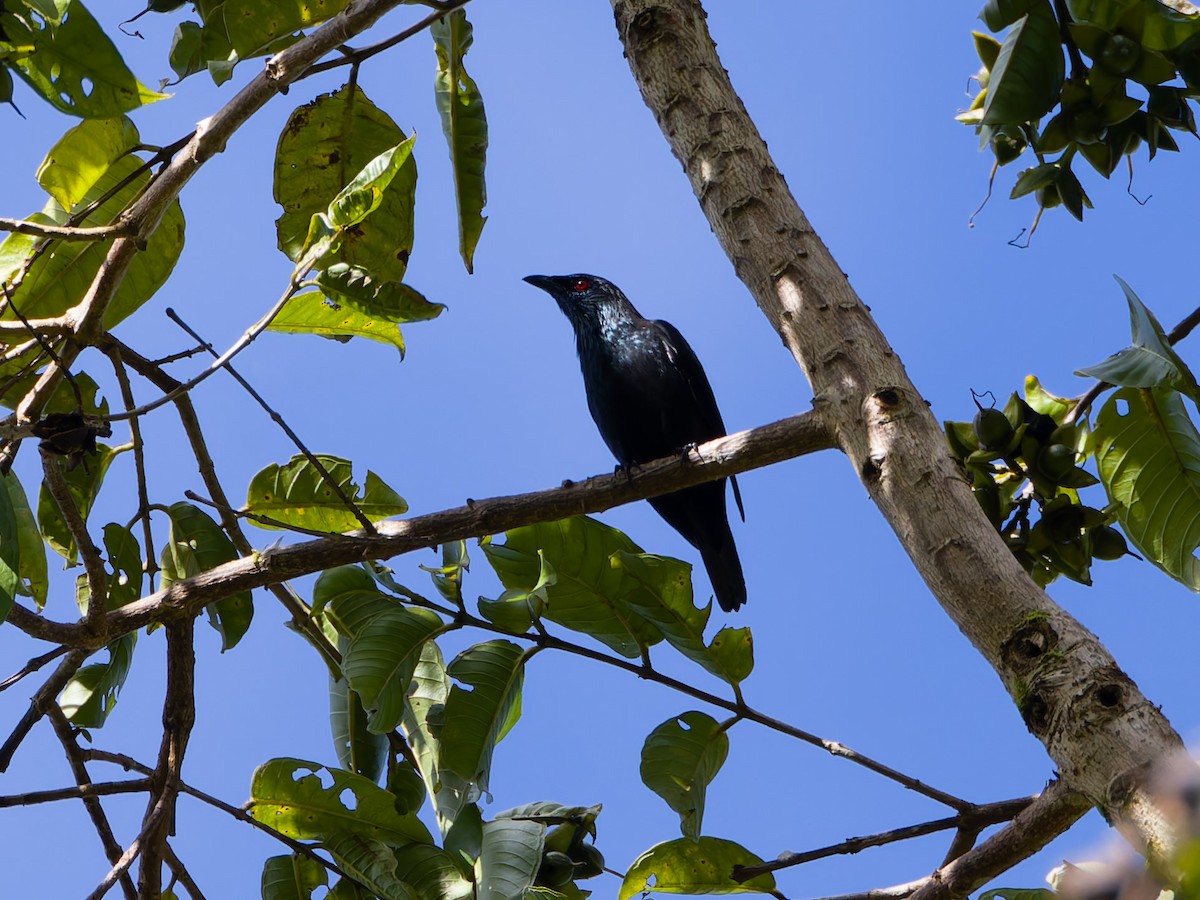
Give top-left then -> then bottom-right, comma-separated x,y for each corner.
0,218 -> 133,241
0,778 -> 151,807
39,446 -> 109,634
610,0 -> 1184,864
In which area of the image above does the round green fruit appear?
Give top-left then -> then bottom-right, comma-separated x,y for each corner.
973,407 -> 1013,450
1091,525 -> 1130,560
1099,34 -> 1142,76
1038,443 -> 1077,483
572,843 -> 605,879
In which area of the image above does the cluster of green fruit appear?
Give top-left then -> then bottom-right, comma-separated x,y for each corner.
945,392 -> 1135,587
961,2 -> 1200,221
534,818 -> 606,892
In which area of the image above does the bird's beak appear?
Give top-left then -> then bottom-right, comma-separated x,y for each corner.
522,274 -> 559,294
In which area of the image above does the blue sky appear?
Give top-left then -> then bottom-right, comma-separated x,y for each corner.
1,3 -> 1198,897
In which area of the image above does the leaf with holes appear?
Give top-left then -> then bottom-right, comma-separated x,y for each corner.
614,551 -> 754,684
432,9 -> 488,273
246,758 -> 432,845
275,86 -> 416,283
2,0 -> 167,117
160,502 -> 252,650
641,712 -> 730,841
439,641 -> 526,799
1093,387 -> 1200,589
619,837 -> 776,899
245,454 -> 407,533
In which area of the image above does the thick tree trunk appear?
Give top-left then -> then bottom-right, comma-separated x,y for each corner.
610,0 -> 1186,878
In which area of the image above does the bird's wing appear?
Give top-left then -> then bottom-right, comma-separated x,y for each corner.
650,319 -> 728,436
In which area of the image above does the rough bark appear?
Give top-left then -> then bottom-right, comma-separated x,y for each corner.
610,0 -> 1186,875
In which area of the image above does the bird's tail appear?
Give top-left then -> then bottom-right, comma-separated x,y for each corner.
701,537 -> 746,613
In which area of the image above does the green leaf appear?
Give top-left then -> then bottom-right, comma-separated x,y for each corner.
641,712 -> 730,841
1024,375 -> 1073,421
344,606 -> 446,734
613,551 -> 754,684
322,834 -> 417,900
619,837 -> 776,899
222,0 -> 352,57
244,455 -> 407,533
0,156 -> 185,330
36,116 -> 141,208
0,466 -> 20,624
2,0 -> 167,117
58,632 -> 135,728
329,668 -> 388,784
316,566 -> 398,638
261,853 -> 329,900
432,9 -> 488,273
2,472 -> 46,609
398,640 -> 474,834
1093,387 -> 1200,590
476,817 -> 544,900
247,758 -> 433,845
424,541 -> 468,606
983,4 -> 1065,125
269,291 -> 401,354
159,502 -> 252,650
275,85 -> 417,283
1010,161 -> 1061,198
439,640 -> 526,797
36,442 -> 123,563
477,547 -> 553,633
481,517 -> 664,658
312,264 -> 445,323
980,0 -> 1045,31
328,137 -> 417,230
1076,276 -> 1200,401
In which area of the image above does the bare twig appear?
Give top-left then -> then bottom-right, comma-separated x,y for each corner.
733,796 -> 1035,880
40,446 -> 109,633
0,218 -> 134,241
138,620 -> 197,896
166,307 -> 377,533
0,648 -> 88,772
86,789 -> 172,900
162,843 -> 208,900
47,707 -> 139,900
0,778 -> 152,807
103,346 -> 156,578
0,645 -> 70,692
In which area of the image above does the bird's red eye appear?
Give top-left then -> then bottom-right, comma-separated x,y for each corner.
572,278 -> 590,292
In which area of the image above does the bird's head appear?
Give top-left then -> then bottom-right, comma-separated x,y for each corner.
522,273 -> 631,330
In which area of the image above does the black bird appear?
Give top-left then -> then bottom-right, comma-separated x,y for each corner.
524,273 -> 747,612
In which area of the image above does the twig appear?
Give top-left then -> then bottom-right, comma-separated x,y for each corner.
166,307 -> 377,533
0,645 -> 70,692
732,796 -> 1035,880
84,750 -> 347,880
0,218 -> 134,241
0,778 -> 152,807
86,789 -> 172,900
47,706 -> 138,900
138,619 -> 196,896
39,445 -> 109,633
299,0 -> 475,79
104,346 -> 156,578
162,843 -> 208,900
0,648 -> 88,772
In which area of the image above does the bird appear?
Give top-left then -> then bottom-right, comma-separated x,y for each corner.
523,273 -> 747,611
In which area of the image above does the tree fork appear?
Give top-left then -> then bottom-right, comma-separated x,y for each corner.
610,0 -> 1185,874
